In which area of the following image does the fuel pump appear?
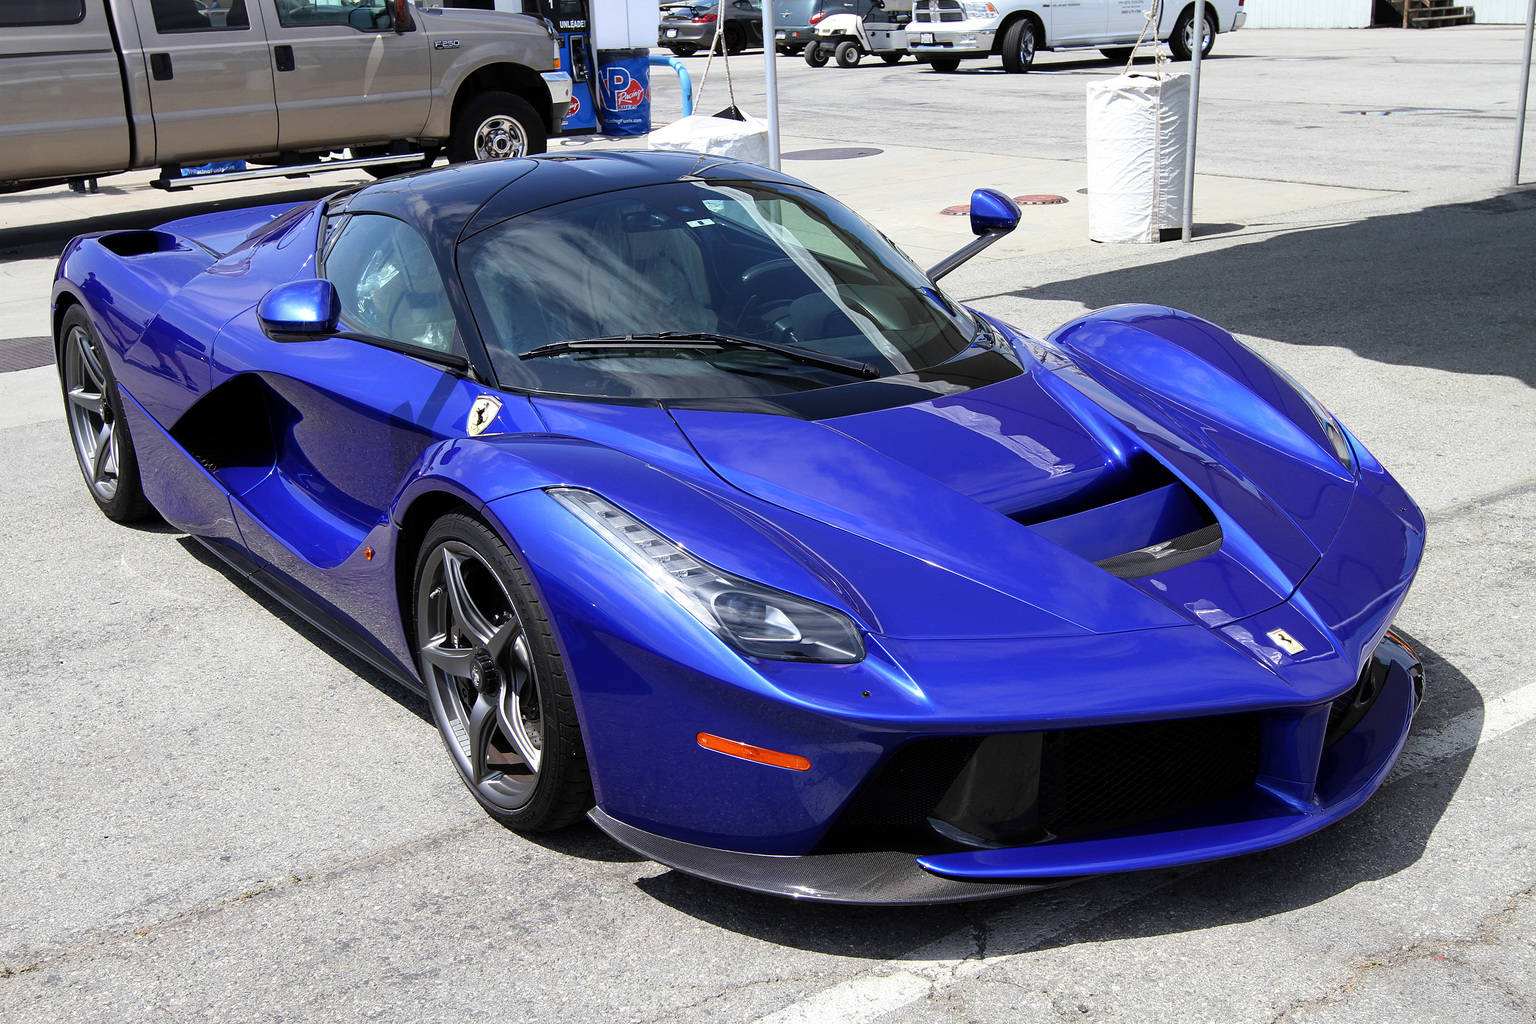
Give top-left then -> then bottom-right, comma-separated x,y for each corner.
446,0 -> 599,134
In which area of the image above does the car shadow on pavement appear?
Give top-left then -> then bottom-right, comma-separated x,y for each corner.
976,187 -> 1536,387
630,634 -> 1479,960
175,535 -> 432,725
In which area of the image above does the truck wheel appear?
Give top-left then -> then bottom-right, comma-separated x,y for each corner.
804,41 -> 830,67
927,57 -> 960,72
1169,7 -> 1216,61
834,40 -> 862,68
881,52 -> 903,65
449,91 -> 547,163
1100,47 -> 1135,65
1000,18 -> 1038,73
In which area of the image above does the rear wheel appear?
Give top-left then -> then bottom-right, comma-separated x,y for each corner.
778,44 -> 805,56
447,91 -> 547,164
1100,46 -> 1135,65
927,57 -> 960,72
414,513 -> 591,831
724,22 -> 745,55
804,41 -> 830,67
59,306 -> 154,522
834,39 -> 862,68
668,44 -> 698,57
1000,18 -> 1038,73
1169,7 -> 1216,61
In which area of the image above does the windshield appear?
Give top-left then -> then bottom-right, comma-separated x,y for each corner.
460,180 -> 979,401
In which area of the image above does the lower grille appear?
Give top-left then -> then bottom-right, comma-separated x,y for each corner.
1039,714 -> 1261,840
838,736 -> 982,828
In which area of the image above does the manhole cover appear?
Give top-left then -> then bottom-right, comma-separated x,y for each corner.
1077,188 -> 1089,195
940,205 -> 971,216
783,147 -> 885,161
1344,108 -> 1479,117
1015,194 -> 1067,205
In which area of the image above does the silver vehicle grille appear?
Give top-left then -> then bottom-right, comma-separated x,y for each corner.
913,0 -> 966,23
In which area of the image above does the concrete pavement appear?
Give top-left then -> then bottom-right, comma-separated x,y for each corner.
2,23 -> 1534,1024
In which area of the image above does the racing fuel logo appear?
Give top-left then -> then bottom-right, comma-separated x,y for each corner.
567,94 -> 581,118
602,67 -> 648,111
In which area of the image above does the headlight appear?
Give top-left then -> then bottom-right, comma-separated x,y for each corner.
961,2 -> 998,18
548,489 -> 866,664
1237,342 -> 1354,470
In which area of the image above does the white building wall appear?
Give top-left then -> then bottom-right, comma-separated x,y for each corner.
1239,0 -> 1373,29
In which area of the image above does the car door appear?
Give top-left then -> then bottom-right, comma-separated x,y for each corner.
263,0 -> 431,151
733,0 -> 763,46
1104,0 -> 1152,43
1047,0 -> 1102,46
128,0 -> 279,164
0,0 -> 133,181
222,213 -> 498,656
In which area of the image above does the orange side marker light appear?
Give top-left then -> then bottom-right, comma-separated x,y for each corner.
697,732 -> 810,772
364,546 -> 375,561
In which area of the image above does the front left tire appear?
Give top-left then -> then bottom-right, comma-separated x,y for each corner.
448,91 -> 548,163
414,513 -> 591,831
59,306 -> 154,522
1000,17 -> 1038,73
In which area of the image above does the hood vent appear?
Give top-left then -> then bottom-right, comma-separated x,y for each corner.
1025,474 -> 1222,579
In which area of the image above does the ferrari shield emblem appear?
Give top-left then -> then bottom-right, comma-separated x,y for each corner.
466,395 -> 502,436
1266,628 -> 1306,655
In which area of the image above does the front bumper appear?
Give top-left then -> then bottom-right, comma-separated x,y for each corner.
540,71 -> 572,133
906,20 -> 997,56
589,634 -> 1422,903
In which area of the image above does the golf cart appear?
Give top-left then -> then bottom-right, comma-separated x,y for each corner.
805,0 -> 910,67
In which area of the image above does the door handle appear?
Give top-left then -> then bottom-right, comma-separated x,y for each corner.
149,52 -> 173,80
273,44 -> 295,72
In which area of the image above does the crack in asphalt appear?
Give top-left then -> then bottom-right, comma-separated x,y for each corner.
1264,882 -> 1536,1024
1424,476 -> 1536,525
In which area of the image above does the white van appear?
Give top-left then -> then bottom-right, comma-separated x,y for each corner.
906,0 -> 1245,72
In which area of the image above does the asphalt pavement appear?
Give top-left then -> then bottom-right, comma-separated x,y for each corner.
2,24 -> 1534,1024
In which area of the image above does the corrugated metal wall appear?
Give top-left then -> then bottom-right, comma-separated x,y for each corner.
1239,0 -> 1530,27
1240,0 -> 1373,29
1471,1 -> 1531,23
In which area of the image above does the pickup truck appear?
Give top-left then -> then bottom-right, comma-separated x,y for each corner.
906,0 -> 1245,73
0,0 -> 572,194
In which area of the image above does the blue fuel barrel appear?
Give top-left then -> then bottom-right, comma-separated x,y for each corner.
596,48 -> 651,136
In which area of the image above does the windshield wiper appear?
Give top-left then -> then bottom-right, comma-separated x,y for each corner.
519,332 -> 881,380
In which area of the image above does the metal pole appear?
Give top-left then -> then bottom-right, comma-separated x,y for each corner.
1181,0 -> 1205,242
762,0 -> 782,169
1514,0 -> 1535,186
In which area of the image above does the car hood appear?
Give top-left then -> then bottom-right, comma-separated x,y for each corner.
533,346 -> 1356,640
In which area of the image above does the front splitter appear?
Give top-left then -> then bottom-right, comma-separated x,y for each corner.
588,808 -> 1071,905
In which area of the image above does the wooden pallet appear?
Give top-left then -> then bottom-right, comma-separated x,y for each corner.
1385,0 -> 1477,28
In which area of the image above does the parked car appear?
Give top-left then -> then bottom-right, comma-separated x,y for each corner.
658,0 -> 763,56
773,0 -> 877,56
0,0 -> 571,194
804,0 -> 910,67
53,151 -> 1424,903
907,0 -> 1245,72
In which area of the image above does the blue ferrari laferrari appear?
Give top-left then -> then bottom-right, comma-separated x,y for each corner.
52,152 -> 1424,903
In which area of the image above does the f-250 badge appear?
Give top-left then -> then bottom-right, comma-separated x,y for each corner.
466,396 -> 502,436
434,39 -> 461,50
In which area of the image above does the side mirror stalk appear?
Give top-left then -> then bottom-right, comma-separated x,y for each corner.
927,189 -> 1022,281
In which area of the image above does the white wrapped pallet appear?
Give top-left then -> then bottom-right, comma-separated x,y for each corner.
1086,72 -> 1190,244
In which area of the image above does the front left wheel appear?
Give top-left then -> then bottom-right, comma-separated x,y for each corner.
414,513 -> 591,831
59,306 -> 154,522
834,39 -> 862,68
1000,17 -> 1038,73
447,91 -> 548,163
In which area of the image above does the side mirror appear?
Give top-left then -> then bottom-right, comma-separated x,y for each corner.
257,279 -> 341,341
927,188 -> 1021,281
393,0 -> 415,33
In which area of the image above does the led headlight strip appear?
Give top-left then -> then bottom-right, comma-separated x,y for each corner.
547,488 -> 865,664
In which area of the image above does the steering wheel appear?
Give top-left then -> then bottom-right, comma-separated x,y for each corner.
733,258 -> 807,337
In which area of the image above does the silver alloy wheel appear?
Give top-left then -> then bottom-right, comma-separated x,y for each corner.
62,323 -> 119,502
472,114 -> 528,160
417,540 -> 544,813
1182,12 -> 1213,56
1019,24 -> 1035,64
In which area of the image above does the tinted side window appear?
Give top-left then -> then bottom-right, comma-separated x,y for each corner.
0,0 -> 85,25
274,0 -> 393,29
325,215 -> 458,354
150,0 -> 251,32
